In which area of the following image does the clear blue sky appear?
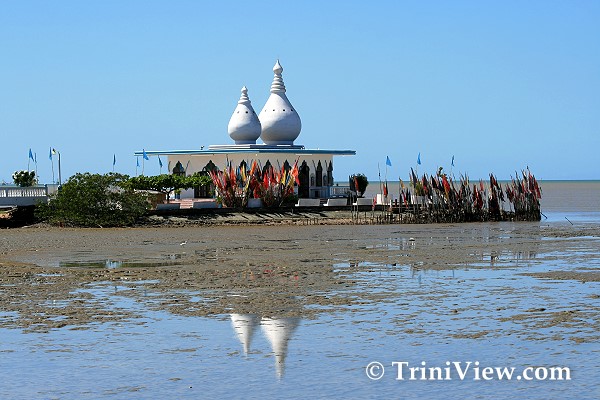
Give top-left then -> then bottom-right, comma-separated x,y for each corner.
1,0 -> 599,184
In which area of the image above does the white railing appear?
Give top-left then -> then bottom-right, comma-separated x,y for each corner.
0,185 -> 51,206
0,187 -> 47,198
330,185 -> 351,196
307,185 -> 351,199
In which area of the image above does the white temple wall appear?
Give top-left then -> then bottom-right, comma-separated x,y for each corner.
167,154 -> 333,176
167,153 -> 336,199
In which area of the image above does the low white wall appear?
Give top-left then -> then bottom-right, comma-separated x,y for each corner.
0,186 -> 49,207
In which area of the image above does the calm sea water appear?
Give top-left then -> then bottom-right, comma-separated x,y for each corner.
1,181 -> 599,399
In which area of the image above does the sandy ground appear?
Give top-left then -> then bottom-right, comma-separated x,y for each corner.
0,221 -> 599,341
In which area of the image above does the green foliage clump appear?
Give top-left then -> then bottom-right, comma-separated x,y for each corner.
12,170 -> 37,187
350,173 -> 369,197
124,174 -> 211,202
36,173 -> 149,227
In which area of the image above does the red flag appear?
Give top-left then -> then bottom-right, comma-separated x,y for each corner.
442,175 -> 451,198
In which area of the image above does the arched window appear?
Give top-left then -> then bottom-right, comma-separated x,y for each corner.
203,160 -> 218,173
173,161 -> 185,176
316,161 -> 323,187
262,160 -> 272,175
298,161 -> 310,198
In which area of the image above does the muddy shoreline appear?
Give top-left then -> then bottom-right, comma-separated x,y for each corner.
1,222 -> 599,343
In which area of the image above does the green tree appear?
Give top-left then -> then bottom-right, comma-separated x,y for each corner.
350,173 -> 369,197
124,174 -> 212,203
12,170 -> 37,187
36,173 -> 149,227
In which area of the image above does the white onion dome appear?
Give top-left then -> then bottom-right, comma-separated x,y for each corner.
228,86 -> 262,145
259,60 -> 302,145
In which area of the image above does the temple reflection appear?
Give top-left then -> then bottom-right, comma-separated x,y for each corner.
230,314 -> 260,356
261,316 -> 301,378
230,313 -> 301,378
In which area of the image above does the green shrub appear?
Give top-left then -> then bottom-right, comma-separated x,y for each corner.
124,174 -> 211,203
36,173 -> 149,227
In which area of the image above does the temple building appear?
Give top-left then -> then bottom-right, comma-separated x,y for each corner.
136,61 -> 355,200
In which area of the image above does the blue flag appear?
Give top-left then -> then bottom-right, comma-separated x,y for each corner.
385,156 -> 392,167
29,148 -> 34,161
451,155 -> 455,167
417,152 -> 421,165
143,149 -> 149,160
136,157 -> 140,167
49,147 -> 53,160
158,156 -> 163,168
113,154 -> 116,166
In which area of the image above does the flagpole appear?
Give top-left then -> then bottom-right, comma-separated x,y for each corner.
416,152 -> 420,177
57,150 -> 62,185
377,162 -> 382,206
50,149 -> 55,184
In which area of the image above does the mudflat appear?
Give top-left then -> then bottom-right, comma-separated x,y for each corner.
1,222 -> 598,342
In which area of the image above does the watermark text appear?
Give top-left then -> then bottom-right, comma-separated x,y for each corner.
365,361 -> 571,382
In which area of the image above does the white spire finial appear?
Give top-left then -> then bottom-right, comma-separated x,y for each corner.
270,60 -> 286,93
238,86 -> 250,105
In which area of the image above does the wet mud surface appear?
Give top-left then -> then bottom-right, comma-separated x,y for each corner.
0,222 -> 598,343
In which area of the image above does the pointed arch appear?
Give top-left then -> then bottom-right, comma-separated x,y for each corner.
327,160 -> 334,186
262,160 -> 272,175
316,161 -> 323,187
203,160 -> 218,173
299,160 -> 310,198
173,161 -> 185,176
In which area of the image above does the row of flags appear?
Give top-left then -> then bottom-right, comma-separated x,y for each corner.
27,148 -> 162,167
28,147 -> 59,162
383,153 -> 455,169
377,153 -> 456,199
25,148 -> 165,182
